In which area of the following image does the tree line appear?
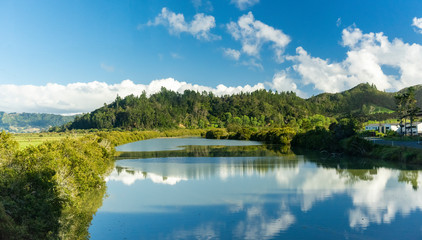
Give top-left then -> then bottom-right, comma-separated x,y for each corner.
54,83 -> 403,132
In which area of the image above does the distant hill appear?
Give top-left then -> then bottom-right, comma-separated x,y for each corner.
0,112 -> 76,133
58,83 -> 414,131
397,84 -> 422,109
308,83 -> 397,116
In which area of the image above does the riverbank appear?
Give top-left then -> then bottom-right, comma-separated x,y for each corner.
3,127 -> 421,238
205,126 -> 422,164
0,129 -> 205,239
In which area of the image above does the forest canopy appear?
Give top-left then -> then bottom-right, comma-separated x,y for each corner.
58,83 -> 403,131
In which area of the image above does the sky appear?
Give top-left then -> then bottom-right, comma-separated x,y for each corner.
1,0 -> 422,114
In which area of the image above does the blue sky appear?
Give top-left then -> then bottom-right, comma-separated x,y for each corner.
1,0 -> 422,114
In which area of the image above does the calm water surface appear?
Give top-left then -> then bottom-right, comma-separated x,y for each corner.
89,138 -> 422,239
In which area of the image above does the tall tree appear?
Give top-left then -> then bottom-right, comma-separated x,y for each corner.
395,87 -> 420,136
406,87 -> 420,136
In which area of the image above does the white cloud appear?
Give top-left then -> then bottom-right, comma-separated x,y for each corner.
147,7 -> 219,40
231,0 -> 260,10
223,48 -> 241,60
286,47 -> 357,93
412,17 -> 422,33
0,78 -> 265,114
267,70 -> 305,97
227,12 -> 290,62
286,26 -> 422,93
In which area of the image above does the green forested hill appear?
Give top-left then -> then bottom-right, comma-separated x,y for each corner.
308,83 -> 396,116
61,83 -> 413,131
0,112 -> 75,133
64,89 -> 312,130
397,84 -> 422,109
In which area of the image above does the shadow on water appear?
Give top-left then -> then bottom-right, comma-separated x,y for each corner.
292,147 -> 422,171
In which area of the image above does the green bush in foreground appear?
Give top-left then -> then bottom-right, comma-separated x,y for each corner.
0,134 -> 114,239
0,129 -> 205,239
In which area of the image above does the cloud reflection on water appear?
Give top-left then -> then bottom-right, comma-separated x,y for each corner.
103,156 -> 422,237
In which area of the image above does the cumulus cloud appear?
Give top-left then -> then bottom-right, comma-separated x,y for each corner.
147,7 -> 219,40
267,70 -> 305,97
412,17 -> 422,33
223,48 -> 241,60
227,12 -> 291,62
286,26 -> 422,93
286,47 -> 357,93
0,78 -> 265,114
231,0 -> 260,10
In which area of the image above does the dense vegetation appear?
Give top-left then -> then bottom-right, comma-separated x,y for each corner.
57,83 -> 406,132
0,129 -> 203,239
308,83 -> 396,118
52,82 -> 422,162
0,133 -> 112,239
204,116 -> 422,163
0,112 -> 75,133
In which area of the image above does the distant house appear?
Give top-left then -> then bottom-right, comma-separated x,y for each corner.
365,124 -> 380,131
364,123 -> 400,134
398,122 -> 422,135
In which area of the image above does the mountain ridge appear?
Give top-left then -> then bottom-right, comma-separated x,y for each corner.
0,112 -> 75,133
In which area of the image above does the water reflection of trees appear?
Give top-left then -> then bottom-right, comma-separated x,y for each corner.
398,171 -> 419,190
115,145 -> 421,191
113,154 -> 300,183
106,155 -> 422,238
107,143 -> 422,237
59,187 -> 107,239
116,144 -> 292,160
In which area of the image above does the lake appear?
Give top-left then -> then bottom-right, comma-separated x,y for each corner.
89,137 -> 422,239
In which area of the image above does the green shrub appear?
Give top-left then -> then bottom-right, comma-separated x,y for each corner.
375,131 -> 385,137
205,129 -> 228,139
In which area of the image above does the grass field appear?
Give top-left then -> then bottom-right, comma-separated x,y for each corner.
13,132 -> 86,149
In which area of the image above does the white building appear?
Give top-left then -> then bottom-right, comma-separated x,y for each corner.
398,122 -> 422,135
365,123 -> 400,134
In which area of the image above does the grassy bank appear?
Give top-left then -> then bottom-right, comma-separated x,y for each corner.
205,125 -> 422,164
14,132 -> 86,149
294,128 -> 422,164
13,129 -> 205,150
0,132 -> 114,239
1,128 -> 205,239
